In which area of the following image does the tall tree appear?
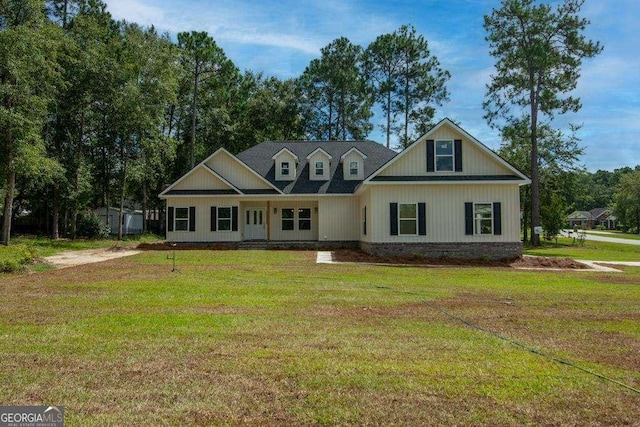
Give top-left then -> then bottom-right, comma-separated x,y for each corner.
299,37 -> 372,141
1,0 -> 63,245
483,0 -> 602,245
364,25 -> 449,149
177,31 -> 229,169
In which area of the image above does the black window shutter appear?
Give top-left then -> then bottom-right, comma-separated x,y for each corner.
418,203 -> 426,236
168,207 -> 174,232
210,206 -> 217,231
363,206 -> 367,235
232,206 -> 238,231
426,140 -> 435,172
454,139 -> 463,172
493,202 -> 502,235
390,203 -> 398,236
465,202 -> 473,235
189,206 -> 196,232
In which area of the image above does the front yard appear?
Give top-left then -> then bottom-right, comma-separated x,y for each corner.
0,250 -> 638,425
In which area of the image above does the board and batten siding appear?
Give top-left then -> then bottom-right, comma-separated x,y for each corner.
171,167 -> 233,191
317,196 -> 360,241
359,189 -> 373,243
341,150 -> 365,180
268,200 -> 318,241
368,184 -> 521,243
166,197 -> 240,242
205,151 -> 274,190
379,127 -> 513,177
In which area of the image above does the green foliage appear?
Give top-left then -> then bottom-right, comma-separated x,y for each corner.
613,171 -> 640,232
0,243 -> 35,272
363,25 -> 450,148
298,37 -> 373,141
76,210 -> 110,239
483,0 -> 602,245
541,192 -> 565,241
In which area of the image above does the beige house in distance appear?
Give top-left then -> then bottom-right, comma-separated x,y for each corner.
160,118 -> 530,259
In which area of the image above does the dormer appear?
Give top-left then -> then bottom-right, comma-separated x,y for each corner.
272,148 -> 298,181
306,147 -> 332,181
341,147 -> 367,181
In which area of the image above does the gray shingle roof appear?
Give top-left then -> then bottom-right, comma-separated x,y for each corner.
236,141 -> 397,194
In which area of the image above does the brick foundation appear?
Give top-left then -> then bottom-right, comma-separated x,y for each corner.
360,241 -> 522,260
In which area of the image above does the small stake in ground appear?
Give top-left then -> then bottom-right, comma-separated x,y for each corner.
167,243 -> 179,272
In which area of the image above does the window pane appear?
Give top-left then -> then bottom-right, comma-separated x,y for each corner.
475,204 -> 492,218
176,208 -> 189,219
218,207 -> 231,219
282,208 -> 294,219
246,210 -> 250,225
436,157 -> 453,171
436,140 -> 453,154
218,219 -> 231,231
299,208 -> 311,218
399,220 -> 417,235
175,219 -> 188,231
281,162 -> 289,175
474,204 -> 493,235
399,203 -> 416,218
350,161 -> 358,175
282,220 -> 294,230
480,219 -> 492,234
299,220 -> 311,230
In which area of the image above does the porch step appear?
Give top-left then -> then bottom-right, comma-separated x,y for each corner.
239,241 -> 268,250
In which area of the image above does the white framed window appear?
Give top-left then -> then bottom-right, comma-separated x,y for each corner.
217,207 -> 232,231
174,207 -> 189,231
315,161 -> 324,175
398,203 -> 417,235
435,140 -> 454,171
349,161 -> 359,176
474,203 -> 493,235
281,161 -> 290,176
299,208 -> 311,230
282,208 -> 294,230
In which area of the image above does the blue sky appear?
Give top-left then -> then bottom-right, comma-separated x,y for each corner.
106,0 -> 639,172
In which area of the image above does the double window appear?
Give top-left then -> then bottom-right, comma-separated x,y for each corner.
282,207 -> 312,231
465,202 -> 501,236
174,207 -> 189,231
399,203 -> 418,235
217,207 -> 232,231
210,206 -> 238,232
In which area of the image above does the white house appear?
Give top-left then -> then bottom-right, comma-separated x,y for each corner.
159,119 -> 530,259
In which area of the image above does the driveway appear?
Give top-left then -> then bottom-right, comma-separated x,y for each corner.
561,230 -> 640,246
44,248 -> 141,269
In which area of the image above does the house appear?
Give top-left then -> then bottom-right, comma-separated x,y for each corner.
567,208 -> 616,230
95,207 -> 143,235
159,118 -> 531,259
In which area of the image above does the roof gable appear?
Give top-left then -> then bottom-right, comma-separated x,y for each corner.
365,118 -> 530,185
306,147 -> 332,160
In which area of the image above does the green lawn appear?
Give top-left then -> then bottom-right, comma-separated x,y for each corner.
586,230 -> 640,241
525,236 -> 640,261
1,250 -> 638,425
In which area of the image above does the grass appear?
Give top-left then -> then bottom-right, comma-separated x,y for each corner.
525,236 -> 640,261
1,250 -> 638,425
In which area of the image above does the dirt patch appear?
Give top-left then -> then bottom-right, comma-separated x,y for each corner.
331,249 -> 589,269
43,247 -> 141,269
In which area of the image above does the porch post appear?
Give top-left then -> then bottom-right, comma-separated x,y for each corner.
266,201 -> 270,242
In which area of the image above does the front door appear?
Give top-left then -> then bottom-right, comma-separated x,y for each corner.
244,208 -> 266,240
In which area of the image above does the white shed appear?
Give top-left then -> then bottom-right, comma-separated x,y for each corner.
94,207 -> 143,235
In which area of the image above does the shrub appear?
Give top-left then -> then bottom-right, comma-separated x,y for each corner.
77,211 -> 110,239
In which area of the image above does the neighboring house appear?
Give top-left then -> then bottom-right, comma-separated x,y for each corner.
95,207 -> 143,235
159,118 -> 531,259
567,208 -> 616,230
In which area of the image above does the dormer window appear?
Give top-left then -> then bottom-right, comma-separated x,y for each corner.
315,161 -> 324,176
435,140 -> 454,171
349,161 -> 358,176
281,162 -> 290,176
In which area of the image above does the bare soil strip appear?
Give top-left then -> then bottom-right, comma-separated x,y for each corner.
43,248 -> 141,269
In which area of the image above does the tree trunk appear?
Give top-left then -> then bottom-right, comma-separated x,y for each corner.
190,63 -> 199,169
142,182 -> 148,233
386,90 -> 392,148
530,105 -> 540,246
52,186 -> 60,240
2,123 -> 15,246
117,146 -> 128,240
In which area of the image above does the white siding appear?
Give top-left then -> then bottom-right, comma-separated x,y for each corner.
359,189 -> 372,243
367,184 -> 521,243
342,151 -> 365,180
273,151 -> 297,181
379,126 -> 513,177
206,151 -> 273,189
269,201 -> 318,241
166,197 -> 240,242
307,151 -> 331,181
317,197 -> 360,241
172,167 -> 234,191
